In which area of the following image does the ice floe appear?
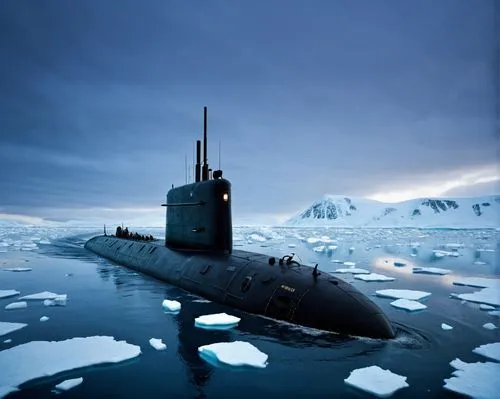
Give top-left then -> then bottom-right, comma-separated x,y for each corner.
43,295 -> 67,307
489,311 -> 500,316
313,245 -> 325,253
2,268 -> 32,272
483,323 -> 497,330
5,302 -> 27,310
390,299 -> 427,311
0,336 -> 141,398
474,261 -> 487,265
0,322 -> 27,337
343,261 -> 356,267
195,313 -> 240,329
375,289 -> 431,301
354,273 -> 395,282
54,377 -> 83,392
433,250 -> 460,258
40,316 -> 49,322
3,339 -> 12,344
443,359 -> 500,399
451,277 -> 500,307
198,341 -> 268,368
344,365 -> 409,397
149,338 -> 166,351
19,291 -> 65,300
248,233 -> 266,242
412,267 -> 451,275
473,342 -> 500,362
441,323 -> 453,331
480,304 -> 496,311
333,268 -> 370,274
0,290 -> 19,299
287,244 -> 296,248
162,299 -> 181,312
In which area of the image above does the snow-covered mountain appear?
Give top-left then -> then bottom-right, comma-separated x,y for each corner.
283,195 -> 500,228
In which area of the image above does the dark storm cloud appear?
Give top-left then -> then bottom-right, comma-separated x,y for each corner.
0,0 -> 497,224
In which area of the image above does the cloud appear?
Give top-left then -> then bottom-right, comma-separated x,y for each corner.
0,0 -> 497,224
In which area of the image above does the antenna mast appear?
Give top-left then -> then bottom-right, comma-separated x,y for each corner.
218,138 -> 221,170
202,106 -> 209,180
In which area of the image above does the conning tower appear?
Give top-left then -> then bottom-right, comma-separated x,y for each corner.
162,107 -> 232,253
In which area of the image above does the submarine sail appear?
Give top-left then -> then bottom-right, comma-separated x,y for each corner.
84,107 -> 395,340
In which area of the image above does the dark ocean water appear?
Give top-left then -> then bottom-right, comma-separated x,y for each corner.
1,227 -> 499,398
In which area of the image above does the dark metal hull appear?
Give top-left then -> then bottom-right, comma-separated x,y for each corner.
85,235 -> 395,339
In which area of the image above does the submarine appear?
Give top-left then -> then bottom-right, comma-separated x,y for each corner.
84,106 -> 395,340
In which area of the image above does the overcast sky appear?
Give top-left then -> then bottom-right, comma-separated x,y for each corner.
0,0 -> 498,226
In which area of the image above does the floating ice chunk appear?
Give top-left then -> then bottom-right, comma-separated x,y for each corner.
473,342 -> 500,362
195,313 -> 240,328
480,304 -> 496,311
412,267 -> 451,275
474,261 -> 487,265
0,322 -> 27,337
343,261 -> 356,267
433,250 -> 460,258
451,277 -> 500,307
349,247 -> 355,253
287,244 -> 296,248
306,237 -> 321,244
327,245 -> 338,250
483,323 -> 497,330
445,243 -> 464,249
162,299 -> 181,312
390,299 -> 427,311
198,341 -> 268,368
43,295 -> 67,307
376,289 -> 431,301
2,268 -> 32,272
354,273 -> 395,282
441,323 -> 453,330
249,234 -> 266,242
489,311 -> 500,316
333,268 -> 370,274
344,365 -> 409,397
192,299 -> 211,303
453,277 -> 500,289
330,259 -> 344,264
477,248 -> 495,252
149,338 -> 166,351
313,245 -> 325,253
19,291 -> 64,300
0,336 -> 141,398
5,302 -> 27,310
0,290 -> 20,299
443,359 -> 500,399
40,316 -> 49,322
393,261 -> 406,267
3,339 -> 12,344
54,377 -> 83,392
374,244 -> 382,248
38,240 -> 51,245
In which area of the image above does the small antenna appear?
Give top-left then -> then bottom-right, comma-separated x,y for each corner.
218,138 -> 221,170
184,154 -> 187,184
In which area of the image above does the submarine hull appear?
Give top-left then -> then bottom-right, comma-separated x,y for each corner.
85,235 -> 395,339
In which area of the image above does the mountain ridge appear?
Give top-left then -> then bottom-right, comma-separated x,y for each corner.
283,194 -> 500,228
